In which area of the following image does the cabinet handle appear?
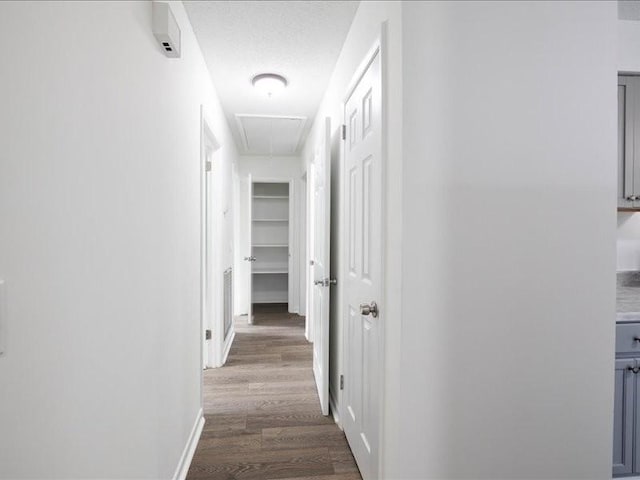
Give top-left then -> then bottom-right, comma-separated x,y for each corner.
634,337 -> 640,343
627,195 -> 639,201
627,366 -> 640,374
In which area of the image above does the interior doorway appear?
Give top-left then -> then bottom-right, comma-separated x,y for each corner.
245,180 -> 293,322
200,107 -> 235,370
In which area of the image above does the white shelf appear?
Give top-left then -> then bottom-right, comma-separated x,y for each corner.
253,244 -> 288,248
252,268 -> 288,274
253,272 -> 288,303
252,297 -> 289,304
253,218 -> 288,223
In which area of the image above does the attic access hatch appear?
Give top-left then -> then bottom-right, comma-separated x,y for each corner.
235,114 -> 307,155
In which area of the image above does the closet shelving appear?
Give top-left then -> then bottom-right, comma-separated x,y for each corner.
251,182 -> 289,304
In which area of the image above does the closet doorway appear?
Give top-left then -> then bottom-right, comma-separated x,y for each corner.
245,180 -> 292,323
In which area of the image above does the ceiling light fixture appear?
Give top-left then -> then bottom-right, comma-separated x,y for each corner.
252,73 -> 288,98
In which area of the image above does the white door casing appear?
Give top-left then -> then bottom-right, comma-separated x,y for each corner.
311,117 -> 332,416
201,107 -> 220,371
306,164 -> 315,342
246,175 -> 254,324
299,173 -> 308,316
205,151 -> 235,369
341,47 -> 383,480
204,150 -> 214,368
288,180 -> 294,311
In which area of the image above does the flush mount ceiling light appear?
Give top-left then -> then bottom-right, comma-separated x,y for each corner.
252,73 -> 288,98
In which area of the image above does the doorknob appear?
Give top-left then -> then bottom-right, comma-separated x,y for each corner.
360,301 -> 379,318
244,256 -> 256,262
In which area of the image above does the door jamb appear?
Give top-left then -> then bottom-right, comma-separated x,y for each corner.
305,158 -> 314,342
200,105 -> 220,389
339,27 -> 388,478
300,171 -> 308,328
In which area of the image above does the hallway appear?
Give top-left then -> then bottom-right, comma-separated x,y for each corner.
187,305 -> 361,480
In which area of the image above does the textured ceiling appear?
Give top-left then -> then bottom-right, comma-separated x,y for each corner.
620,0 -> 640,20
184,1 -> 360,156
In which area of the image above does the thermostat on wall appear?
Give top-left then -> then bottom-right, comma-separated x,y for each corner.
152,2 -> 181,58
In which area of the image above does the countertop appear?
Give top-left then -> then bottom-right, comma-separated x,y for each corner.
618,272 -> 640,321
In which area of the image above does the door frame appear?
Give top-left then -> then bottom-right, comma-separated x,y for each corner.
305,159 -> 315,342
299,172 -> 308,319
247,176 -> 295,318
200,105 -> 221,375
338,29 -> 388,478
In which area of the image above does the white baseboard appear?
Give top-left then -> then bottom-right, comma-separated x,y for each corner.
329,390 -> 342,429
172,408 -> 204,480
221,330 -> 236,365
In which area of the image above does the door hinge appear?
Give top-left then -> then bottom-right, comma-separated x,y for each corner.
205,160 -> 212,172
205,329 -> 211,340
340,374 -> 344,390
341,124 -> 346,141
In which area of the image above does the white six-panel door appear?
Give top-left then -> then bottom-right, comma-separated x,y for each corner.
342,48 -> 382,480
311,117 -> 332,416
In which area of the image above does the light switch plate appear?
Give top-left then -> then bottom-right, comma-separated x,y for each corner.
0,279 -> 5,356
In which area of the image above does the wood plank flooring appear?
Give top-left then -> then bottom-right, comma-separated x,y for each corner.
187,304 -> 362,480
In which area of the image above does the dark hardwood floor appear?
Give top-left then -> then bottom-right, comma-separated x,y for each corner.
187,304 -> 362,480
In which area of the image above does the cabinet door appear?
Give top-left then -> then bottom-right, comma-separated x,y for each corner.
614,358 -> 634,476
619,81 -> 630,208
619,76 -> 640,209
635,361 -> 640,475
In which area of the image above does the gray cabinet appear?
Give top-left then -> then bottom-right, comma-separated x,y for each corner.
618,76 -> 640,209
614,322 -> 640,477
614,358 -> 635,476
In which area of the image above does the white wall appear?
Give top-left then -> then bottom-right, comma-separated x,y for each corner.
619,19 -> 640,72
617,213 -> 640,270
617,20 -> 640,271
395,1 -> 617,478
0,1 -> 236,478
234,155 -> 304,315
301,2 -> 404,469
